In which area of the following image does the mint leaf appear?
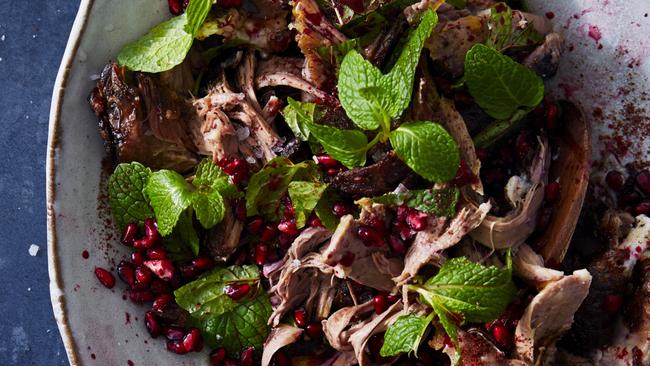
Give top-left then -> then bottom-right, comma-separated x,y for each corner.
314,187 -> 342,230
385,10 -> 437,117
486,3 -> 543,52
174,265 -> 272,356
389,122 -> 460,182
185,0 -> 213,36
145,170 -> 193,236
315,38 -> 362,68
373,187 -> 459,217
282,98 -> 314,141
175,209 -> 200,256
192,189 -> 225,229
306,120 -> 369,169
193,158 -> 241,199
117,14 -> 194,73
288,181 -> 329,228
464,44 -> 544,120
380,313 -> 433,357
107,162 -> 154,230
245,157 -> 320,220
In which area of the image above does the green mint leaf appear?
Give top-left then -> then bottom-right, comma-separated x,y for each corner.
464,44 -> 544,120
175,209 -> 201,256
486,3 -> 544,52
107,162 -> 154,231
193,159 -> 240,198
315,38 -> 362,68
373,187 -> 459,217
338,50 -> 387,131
192,189 -> 225,229
314,187 -> 342,230
245,157 -> 320,220
174,265 -> 271,356
431,301 -> 460,362
472,109 -> 528,148
384,9 -> 437,117
380,313 -> 434,357
415,257 -> 517,324
185,0 -> 213,36
117,14 -> 194,73
288,181 -> 329,228
389,121 -> 460,182
282,98 -> 314,141
305,120 -> 369,169
145,170 -> 193,236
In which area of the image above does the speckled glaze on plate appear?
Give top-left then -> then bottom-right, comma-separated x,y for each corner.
47,1 -> 650,365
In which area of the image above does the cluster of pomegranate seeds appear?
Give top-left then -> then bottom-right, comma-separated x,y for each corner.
315,154 -> 346,176
606,168 -> 650,215
217,157 -> 251,186
484,299 -> 527,351
357,225 -> 385,247
331,201 -> 354,218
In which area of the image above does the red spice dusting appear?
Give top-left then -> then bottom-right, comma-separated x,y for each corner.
82,250 -> 89,259
545,12 -> 555,19
125,312 -> 131,324
588,25 -> 602,42
91,354 -> 96,360
617,347 -> 629,359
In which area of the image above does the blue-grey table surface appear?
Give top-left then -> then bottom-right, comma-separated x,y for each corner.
0,1 -> 80,365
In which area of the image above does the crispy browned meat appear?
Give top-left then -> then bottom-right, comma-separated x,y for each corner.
331,152 -> 412,199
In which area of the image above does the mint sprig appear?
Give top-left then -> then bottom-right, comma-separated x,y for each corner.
117,0 -> 213,73
372,186 -> 459,217
288,181 -> 329,228
107,162 -> 154,230
380,313 -> 434,357
486,3 -> 544,52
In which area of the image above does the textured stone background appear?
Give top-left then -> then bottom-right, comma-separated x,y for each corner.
0,1 -> 79,364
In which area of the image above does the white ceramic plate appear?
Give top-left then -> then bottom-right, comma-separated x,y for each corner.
47,0 -> 650,365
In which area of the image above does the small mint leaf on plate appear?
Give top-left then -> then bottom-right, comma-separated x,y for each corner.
107,162 -> 153,230
145,170 -> 193,236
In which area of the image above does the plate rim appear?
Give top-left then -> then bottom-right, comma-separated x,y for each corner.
47,0 -> 96,365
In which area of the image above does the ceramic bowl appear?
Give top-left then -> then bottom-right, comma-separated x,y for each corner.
47,0 -> 650,365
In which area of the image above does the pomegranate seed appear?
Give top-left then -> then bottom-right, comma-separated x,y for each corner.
166,339 -> 188,354
294,308 -> 307,327
636,170 -> 650,195
332,202 -> 352,218
144,259 -> 175,280
135,265 -> 154,287
129,289 -> 154,303
396,205 -> 409,223
545,102 -> 558,130
306,323 -> 323,339
144,311 -> 162,338
236,199 -> 247,222
309,216 -> 323,227
168,0 -> 183,15
94,267 -> 115,289
388,235 -> 407,255
492,324 -> 512,349
278,233 -> 294,249
635,200 -> 650,215
180,264 -> 197,280
150,279 -> 171,295
210,348 -> 227,366
224,159 -> 246,175
373,293 -> 388,314
153,294 -> 173,311
357,226 -> 385,247
545,181 -> 561,203
255,243 -> 269,265
232,171 -> 248,185
315,155 -> 342,168
278,220 -> 299,236
281,197 -> 296,219
120,223 -> 138,246
273,351 -> 290,366
224,283 -> 251,300
223,358 -> 238,366
338,251 -> 355,266
603,294 -> 623,313
117,261 -> 136,286
605,170 -> 626,191
182,0 -> 189,8
183,328 -> 202,352
133,237 -> 157,250
394,221 -> 415,241
406,211 -> 428,231
453,159 -> 475,187
260,224 -> 278,242
326,168 -> 341,176
247,218 -> 264,234
164,326 -> 186,340
146,247 -> 168,260
619,191 -> 641,206
192,256 -> 214,271
368,216 -> 387,234
131,251 -> 145,266
240,346 -> 255,366
386,294 -> 400,304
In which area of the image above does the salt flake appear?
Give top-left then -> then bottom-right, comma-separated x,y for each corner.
28,244 -> 40,256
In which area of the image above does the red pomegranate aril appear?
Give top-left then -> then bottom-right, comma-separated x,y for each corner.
255,243 -> 269,266
146,247 -> 168,260
388,235 -> 407,255
192,256 -> 214,271
603,294 -> 623,313
117,261 -> 136,286
180,264 -> 197,280
240,346 -> 255,366
332,202 -> 352,218
144,311 -> 162,338
406,211 -> 428,231
635,200 -> 650,215
273,351 -> 290,366
223,358 -> 238,366
183,328 -> 202,352
260,224 -> 278,242
120,223 -> 138,246
373,293 -> 388,314
636,170 -> 650,195
150,279 -> 171,295
358,226 -> 385,247
168,0 -> 183,15
129,289 -> 154,303
166,339 -> 188,354
294,308 -> 307,328
278,220 -> 299,236
135,265 -> 154,287
278,233 -> 294,249
164,326 -> 186,341
545,102 -> 558,130
232,171 -> 248,185
94,267 -> 115,289
368,216 -> 387,234
394,221 -> 414,241
306,322 -> 323,339
131,251 -> 145,266
153,294 -> 174,311
133,237 -> 156,250
605,170 -> 626,191
309,216 -> 324,228
144,259 -> 175,280
545,181 -> 561,203
386,294 -> 400,304
315,155 -> 342,169
236,199 -> 247,222
492,324 -> 512,349
224,283 -> 251,300
453,159 -> 475,187
396,205 -> 409,223
210,348 -> 227,366
338,251 -> 355,266
326,168 -> 341,176
247,218 -> 264,234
